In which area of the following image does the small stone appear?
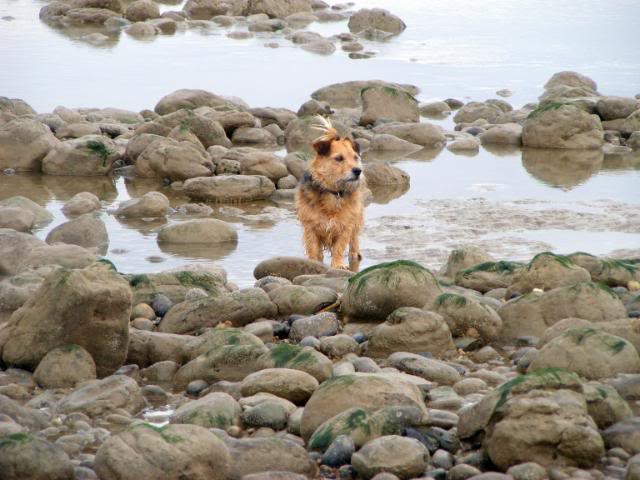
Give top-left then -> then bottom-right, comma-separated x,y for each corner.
322,434 -> 355,467
151,294 -> 173,316
186,379 -> 208,396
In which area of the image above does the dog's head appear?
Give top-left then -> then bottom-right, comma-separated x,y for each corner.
310,116 -> 362,193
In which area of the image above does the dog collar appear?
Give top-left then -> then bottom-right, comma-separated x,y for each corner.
302,172 -> 349,198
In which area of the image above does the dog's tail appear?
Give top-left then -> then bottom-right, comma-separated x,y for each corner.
311,115 -> 338,143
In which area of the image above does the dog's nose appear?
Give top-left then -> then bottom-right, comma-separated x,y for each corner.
352,167 -> 362,177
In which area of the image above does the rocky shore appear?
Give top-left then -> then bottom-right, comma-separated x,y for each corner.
0,68 -> 640,480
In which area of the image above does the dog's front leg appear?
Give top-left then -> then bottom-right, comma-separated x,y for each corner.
348,229 -> 362,262
330,231 -> 351,270
303,228 -> 324,262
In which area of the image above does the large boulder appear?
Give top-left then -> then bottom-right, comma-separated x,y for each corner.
300,373 -> 428,441
529,328 -> 640,380
171,392 -> 241,429
254,256 -> 328,281
94,423 -> 231,480
0,196 -> 53,225
124,0 -> 159,21
186,327 -> 264,360
33,344 -> 97,389
240,368 -> 319,404
366,307 -> 454,358
2,263 -> 132,376
0,96 -> 36,116
0,206 -> 35,232
479,123 -> 522,145
127,269 -> 226,305
438,247 -> 495,281
222,150 -> 287,181
0,118 -> 58,171
157,219 -> 237,245
602,109 -> 640,136
126,329 -> 192,367
45,213 -> 109,254
268,285 -> 337,316
311,81 -> 418,109
372,122 -> 445,147
347,8 -> 406,35
155,89 -> 236,115
506,252 -> 591,297
284,116 -> 350,152
455,261 -> 525,293
0,229 -> 45,276
432,293 -> 502,344
341,260 -> 442,320
544,71 -> 598,91
568,253 -> 640,287
0,434 -> 74,480
497,282 -> 627,343
135,138 -> 214,181
240,0 -> 312,18
42,135 -> 119,176
257,343 -> 333,382
57,374 -> 144,416
485,388 -> 604,470
522,104 -> 604,149
351,435 -> 429,480
596,96 -> 639,121
182,175 -> 275,202
159,288 -> 276,333
360,86 -> 419,126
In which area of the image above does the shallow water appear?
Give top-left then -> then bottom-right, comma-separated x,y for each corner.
1,0 -> 639,285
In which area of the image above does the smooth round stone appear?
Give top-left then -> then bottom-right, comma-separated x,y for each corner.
151,294 -> 173,316
186,379 -> 209,396
322,434 -> 355,467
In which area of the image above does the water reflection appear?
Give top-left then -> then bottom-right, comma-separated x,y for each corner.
157,239 -> 238,261
521,148 -> 604,189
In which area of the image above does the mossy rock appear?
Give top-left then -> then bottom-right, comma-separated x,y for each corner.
186,328 -> 264,360
341,260 -> 442,320
455,261 -> 525,293
432,293 -> 502,343
127,270 -> 225,304
170,392 -> 241,429
257,343 -> 333,383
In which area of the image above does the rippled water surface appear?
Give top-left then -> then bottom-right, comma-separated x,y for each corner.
1,0 -> 639,285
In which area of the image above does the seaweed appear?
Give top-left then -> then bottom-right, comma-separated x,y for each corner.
528,252 -> 574,270
86,140 -> 113,167
527,102 -> 572,119
459,261 -> 524,277
434,293 -> 467,308
348,259 -> 433,295
132,423 -> 184,444
0,432 -> 32,448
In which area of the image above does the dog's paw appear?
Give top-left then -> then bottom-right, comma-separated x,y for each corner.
331,263 -> 350,270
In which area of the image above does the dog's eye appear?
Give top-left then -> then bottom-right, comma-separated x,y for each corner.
334,155 -> 344,162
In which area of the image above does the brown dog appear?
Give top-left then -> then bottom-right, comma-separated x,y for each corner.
295,117 -> 364,270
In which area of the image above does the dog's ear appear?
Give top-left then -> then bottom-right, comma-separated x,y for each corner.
312,138 -> 332,156
347,137 -> 360,154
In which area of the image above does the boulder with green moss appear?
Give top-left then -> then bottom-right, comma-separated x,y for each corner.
159,288 -> 277,334
365,307 -> 453,358
170,392 -> 241,429
126,329 -> 193,367
186,328 -> 265,360
540,317 -> 640,353
529,328 -> 640,380
455,261 -> 525,293
438,246 -> 496,281
432,293 -> 502,344
0,433 -> 74,480
300,373 -> 428,441
506,252 -> 591,297
497,282 -> 627,343
127,270 -> 226,304
240,368 -> 319,405
257,343 -> 333,383
308,405 -> 424,452
582,382 -> 633,429
568,252 -> 639,287
94,423 -> 231,480
341,260 -> 442,320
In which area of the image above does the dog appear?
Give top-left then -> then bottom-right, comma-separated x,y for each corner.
295,116 -> 364,270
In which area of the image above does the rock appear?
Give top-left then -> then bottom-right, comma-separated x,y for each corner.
544,71 -> 598,91
126,21 -> 159,37
366,308 -> 454,358
231,127 -> 276,146
420,101 -> 451,117
2,263 -> 131,376
127,270 -> 226,305
155,89 -> 236,115
447,137 -> 480,152
0,206 -> 35,232
157,219 -> 237,245
311,81 -> 418,109
221,435 -> 317,480
62,192 -> 101,216
171,392 -> 241,428
300,373 -> 427,441
529,328 -> 640,379
125,0 -> 159,22
387,352 -> 461,385
283,116 -> 350,152
55,123 -> 102,140
289,312 -> 339,342
183,175 -> 275,202
372,122 -> 445,147
432,293 -> 502,344
222,150 -> 288,181
94,423 -> 231,480
369,134 -> 421,151
33,345 -> 97,389
322,434 -> 355,467
341,260 -> 442,320
596,96 -> 639,121
45,214 -> 109,253
348,8 -> 405,35
0,394 -> 49,430
241,400 -> 288,429
136,138 -> 214,181
187,328 -> 264,359
240,368 -> 318,404
479,123 -> 522,145
602,110 -> 640,135
126,330 -> 192,367
454,102 -> 503,124
57,374 -> 144,417
115,191 -> 169,218
439,246 -> 495,281
506,463 -> 547,480
0,96 -> 36,116
42,135 -> 119,175
254,257 -> 328,281
239,0 -> 312,19
0,270 -> 46,311
582,382 -> 633,429
506,252 -> 591,297
522,104 -> 603,149
268,285 -> 337,316
159,288 -> 276,333
301,39 -> 336,55
308,405 -> 423,452
603,417 -> 640,455
319,334 -> 359,358
0,434 -> 74,480
352,435 -> 429,479
0,196 -> 52,225
360,87 -> 419,125
0,229 -> 46,276
258,343 -> 333,382
455,261 -> 525,293
498,282 -> 627,343
0,119 -> 58,172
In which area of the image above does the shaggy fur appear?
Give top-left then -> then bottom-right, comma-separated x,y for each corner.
295,117 -> 364,270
